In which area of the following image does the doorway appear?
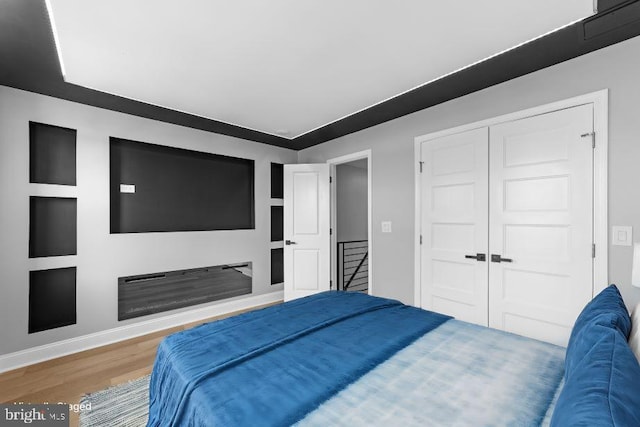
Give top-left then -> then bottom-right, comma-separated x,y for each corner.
328,150 -> 372,295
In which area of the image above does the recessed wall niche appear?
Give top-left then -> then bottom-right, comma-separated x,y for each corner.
29,196 -> 77,258
29,267 -> 77,333
29,121 -> 77,186
271,248 -> 284,285
271,206 -> 283,242
270,163 -> 284,285
110,137 -> 255,233
271,162 -> 284,199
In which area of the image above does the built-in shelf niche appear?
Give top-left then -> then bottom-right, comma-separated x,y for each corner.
271,162 -> 283,199
27,121 -> 78,336
271,206 -> 283,242
271,248 -> 284,285
29,196 -> 77,258
270,163 -> 284,285
29,121 -> 77,186
29,267 -> 77,334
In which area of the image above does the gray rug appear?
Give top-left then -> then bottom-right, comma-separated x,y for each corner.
79,375 -> 150,427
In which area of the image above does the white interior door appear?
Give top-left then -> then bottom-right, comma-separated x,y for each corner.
420,128 -> 489,326
283,164 -> 330,301
488,104 -> 594,346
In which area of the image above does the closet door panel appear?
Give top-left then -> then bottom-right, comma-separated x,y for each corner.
488,104 -> 594,346
420,128 -> 489,326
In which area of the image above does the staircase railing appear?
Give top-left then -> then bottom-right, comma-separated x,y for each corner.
337,240 -> 368,292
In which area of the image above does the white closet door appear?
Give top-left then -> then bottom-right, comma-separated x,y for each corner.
488,104 -> 594,346
420,128 -> 489,326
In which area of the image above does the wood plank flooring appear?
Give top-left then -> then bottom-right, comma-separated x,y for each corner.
0,301 -> 280,426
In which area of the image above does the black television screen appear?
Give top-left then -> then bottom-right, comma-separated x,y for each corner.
110,137 -> 255,233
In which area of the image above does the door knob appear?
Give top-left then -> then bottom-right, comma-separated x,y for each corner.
491,254 -> 513,263
464,253 -> 486,262
285,240 -> 297,245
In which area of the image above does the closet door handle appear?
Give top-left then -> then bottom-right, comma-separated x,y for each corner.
491,254 -> 513,263
465,253 -> 486,262
285,240 -> 297,245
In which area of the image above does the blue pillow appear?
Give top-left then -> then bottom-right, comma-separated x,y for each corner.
551,327 -> 640,426
565,285 -> 631,378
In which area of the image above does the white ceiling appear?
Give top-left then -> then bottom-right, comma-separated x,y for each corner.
48,1 -> 593,139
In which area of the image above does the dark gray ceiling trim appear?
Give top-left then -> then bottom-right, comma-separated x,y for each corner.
1,0 -> 639,151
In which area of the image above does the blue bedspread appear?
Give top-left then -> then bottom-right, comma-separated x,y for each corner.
300,320 -> 565,427
147,291 -> 450,427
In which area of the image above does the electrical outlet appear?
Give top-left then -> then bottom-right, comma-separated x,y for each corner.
381,221 -> 392,233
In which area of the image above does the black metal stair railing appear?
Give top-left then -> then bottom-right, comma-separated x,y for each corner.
337,240 -> 368,292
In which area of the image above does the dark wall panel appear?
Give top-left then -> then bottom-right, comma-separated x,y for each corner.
29,196 -> 77,258
29,122 -> 77,186
271,248 -> 284,285
271,163 -> 284,199
29,267 -> 76,333
110,138 -> 255,233
271,206 -> 283,242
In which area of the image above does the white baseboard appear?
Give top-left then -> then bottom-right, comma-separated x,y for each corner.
0,291 -> 283,374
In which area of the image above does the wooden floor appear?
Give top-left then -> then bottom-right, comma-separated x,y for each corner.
0,302 -> 279,426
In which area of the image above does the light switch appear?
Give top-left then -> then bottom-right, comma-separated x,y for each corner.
120,184 -> 136,194
381,221 -> 392,233
612,226 -> 632,246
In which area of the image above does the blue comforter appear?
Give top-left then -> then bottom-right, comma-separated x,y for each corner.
147,291 -> 450,426
299,319 -> 565,426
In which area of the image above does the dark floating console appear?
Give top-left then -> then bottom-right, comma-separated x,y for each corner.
118,263 -> 253,321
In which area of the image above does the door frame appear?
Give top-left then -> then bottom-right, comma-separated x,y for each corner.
413,89 -> 609,307
327,150 -> 373,295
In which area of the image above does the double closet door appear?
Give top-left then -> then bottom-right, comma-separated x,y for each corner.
420,104 -> 594,346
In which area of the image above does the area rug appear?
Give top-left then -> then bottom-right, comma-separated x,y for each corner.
79,375 -> 150,427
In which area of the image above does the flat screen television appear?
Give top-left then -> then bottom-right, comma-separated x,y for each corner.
110,137 -> 255,233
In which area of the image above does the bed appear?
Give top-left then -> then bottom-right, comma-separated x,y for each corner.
147,287 -> 640,426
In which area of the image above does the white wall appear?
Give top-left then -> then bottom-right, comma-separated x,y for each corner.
336,162 -> 368,243
299,36 -> 640,309
0,86 -> 297,356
